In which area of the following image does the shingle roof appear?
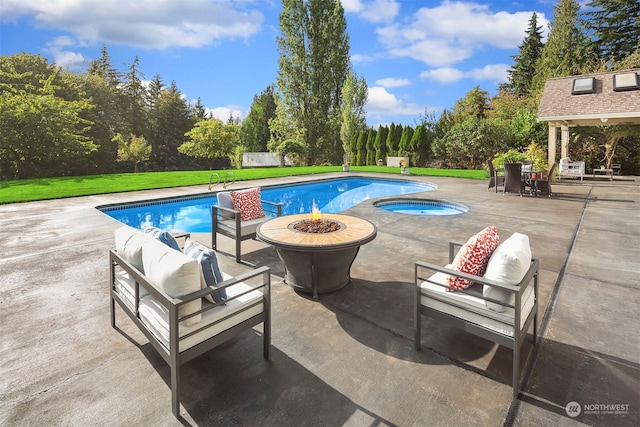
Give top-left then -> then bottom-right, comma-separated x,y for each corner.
537,68 -> 640,126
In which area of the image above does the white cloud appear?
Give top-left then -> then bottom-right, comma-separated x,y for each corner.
207,105 -> 245,122
343,0 -> 400,23
420,63 -> 510,84
376,1 -> 549,67
375,77 -> 411,88
420,68 -> 466,84
44,36 -> 90,69
0,0 -> 264,49
351,53 -> 379,63
365,86 -> 424,118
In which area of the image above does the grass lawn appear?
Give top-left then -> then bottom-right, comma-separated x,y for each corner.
0,166 -> 487,204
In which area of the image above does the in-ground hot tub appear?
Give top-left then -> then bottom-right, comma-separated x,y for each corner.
374,198 -> 468,216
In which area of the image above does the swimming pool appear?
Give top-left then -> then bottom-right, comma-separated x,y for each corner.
99,177 -> 434,233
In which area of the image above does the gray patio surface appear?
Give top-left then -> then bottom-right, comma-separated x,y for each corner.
0,172 -> 638,426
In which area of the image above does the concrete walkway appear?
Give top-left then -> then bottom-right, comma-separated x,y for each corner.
0,172 -> 638,426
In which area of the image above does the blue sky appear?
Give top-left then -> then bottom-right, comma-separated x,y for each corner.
0,0 -> 555,127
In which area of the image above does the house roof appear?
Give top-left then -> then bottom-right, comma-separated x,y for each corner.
537,68 -> 640,126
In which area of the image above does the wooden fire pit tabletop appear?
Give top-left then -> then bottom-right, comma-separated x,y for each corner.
256,213 -> 377,251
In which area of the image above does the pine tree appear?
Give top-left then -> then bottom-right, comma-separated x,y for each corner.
531,0 -> 592,96
241,85 -> 278,152
507,13 -> 544,96
585,0 -> 640,64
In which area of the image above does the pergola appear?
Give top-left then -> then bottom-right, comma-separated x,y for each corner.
537,68 -> 640,167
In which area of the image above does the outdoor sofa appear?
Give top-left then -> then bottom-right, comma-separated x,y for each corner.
109,225 -> 271,417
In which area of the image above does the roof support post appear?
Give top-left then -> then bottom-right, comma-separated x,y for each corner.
560,124 -> 570,160
548,123 -> 557,168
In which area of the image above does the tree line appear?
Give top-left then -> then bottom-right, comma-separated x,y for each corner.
1,0 -> 639,180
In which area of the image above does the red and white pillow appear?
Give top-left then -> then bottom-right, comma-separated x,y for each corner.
446,226 -> 499,291
230,187 -> 265,221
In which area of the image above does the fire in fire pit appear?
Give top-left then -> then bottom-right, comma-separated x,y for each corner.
292,203 -> 342,233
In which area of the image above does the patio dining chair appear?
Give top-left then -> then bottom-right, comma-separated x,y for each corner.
534,163 -> 557,197
503,163 -> 525,196
487,160 -> 504,193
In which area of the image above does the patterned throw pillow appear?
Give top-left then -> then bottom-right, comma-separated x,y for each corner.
445,226 -> 499,291
183,238 -> 228,304
230,187 -> 265,221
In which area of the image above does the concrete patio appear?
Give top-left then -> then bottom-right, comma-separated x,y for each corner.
1,172 -> 638,426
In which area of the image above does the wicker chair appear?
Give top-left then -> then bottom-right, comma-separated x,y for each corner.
487,160 -> 505,192
503,163 -> 525,196
534,163 -> 557,197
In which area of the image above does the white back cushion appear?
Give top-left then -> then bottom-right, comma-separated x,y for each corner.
115,225 -> 152,271
483,232 -> 532,312
142,238 -> 202,326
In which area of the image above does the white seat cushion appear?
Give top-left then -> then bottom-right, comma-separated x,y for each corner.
218,216 -> 271,237
114,270 -> 149,311
138,274 -> 264,352
420,269 -> 535,337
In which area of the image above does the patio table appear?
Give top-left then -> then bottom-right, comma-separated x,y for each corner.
592,168 -> 613,180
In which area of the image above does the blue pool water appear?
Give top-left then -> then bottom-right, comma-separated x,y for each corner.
99,177 -> 434,233
374,199 -> 468,216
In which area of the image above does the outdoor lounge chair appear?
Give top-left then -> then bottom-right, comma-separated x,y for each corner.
415,231 -> 539,398
110,226 -> 271,417
212,188 -> 282,263
503,163 -> 525,196
487,159 -> 504,192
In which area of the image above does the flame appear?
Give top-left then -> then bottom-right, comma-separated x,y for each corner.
311,202 -> 322,222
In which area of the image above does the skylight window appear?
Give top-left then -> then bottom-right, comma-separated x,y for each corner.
572,77 -> 595,95
613,72 -> 639,92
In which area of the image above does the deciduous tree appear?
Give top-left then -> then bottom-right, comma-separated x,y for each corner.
180,118 -> 237,169
277,0 -> 350,165
340,71 -> 368,163
113,133 -> 151,173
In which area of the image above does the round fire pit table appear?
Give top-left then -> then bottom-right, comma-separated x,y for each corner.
256,213 -> 377,298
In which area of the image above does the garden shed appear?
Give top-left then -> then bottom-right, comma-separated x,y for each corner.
537,68 -> 640,167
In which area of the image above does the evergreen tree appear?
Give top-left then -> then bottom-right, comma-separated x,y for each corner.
366,128 -> 377,165
451,86 -> 490,123
277,0 -> 350,165
87,44 -> 121,88
386,123 -> 403,156
191,98 -> 209,121
349,132 -> 359,165
531,0 -> 593,96
409,124 -> 431,166
153,81 -> 194,170
374,124 -> 389,164
122,56 -> 147,137
241,85 -> 278,152
507,13 -> 544,96
355,131 -> 366,165
585,0 -> 640,64
398,125 -> 414,158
